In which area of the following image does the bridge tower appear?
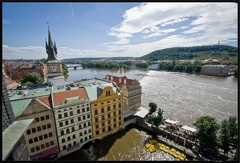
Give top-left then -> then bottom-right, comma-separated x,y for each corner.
44,24 -> 65,91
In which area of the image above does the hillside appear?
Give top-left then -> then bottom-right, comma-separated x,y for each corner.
138,45 -> 238,61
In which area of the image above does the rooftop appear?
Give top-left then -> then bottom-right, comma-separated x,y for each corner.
2,119 -> 34,161
104,74 -> 138,88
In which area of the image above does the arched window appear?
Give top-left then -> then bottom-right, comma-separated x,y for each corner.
95,110 -> 98,115
79,132 -> 82,136
72,134 -> 76,139
84,130 -> 87,134
67,136 -> 71,141
66,129 -> 70,134
73,141 -> 76,145
62,138 -> 65,143
63,145 -> 66,150
72,127 -> 75,132
61,130 -> 64,135
80,139 -> 83,143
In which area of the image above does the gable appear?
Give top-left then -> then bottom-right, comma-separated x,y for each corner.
20,98 -> 50,116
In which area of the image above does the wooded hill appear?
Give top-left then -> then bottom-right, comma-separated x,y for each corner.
138,45 -> 238,61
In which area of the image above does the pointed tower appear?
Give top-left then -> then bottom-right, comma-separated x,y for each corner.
44,24 -> 65,91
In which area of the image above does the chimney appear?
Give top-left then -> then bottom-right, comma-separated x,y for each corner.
119,77 -> 121,83
124,79 -> 126,84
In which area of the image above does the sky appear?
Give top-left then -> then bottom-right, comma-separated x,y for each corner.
2,2 -> 238,60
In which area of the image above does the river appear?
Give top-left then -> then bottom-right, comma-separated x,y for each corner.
59,64 -> 238,161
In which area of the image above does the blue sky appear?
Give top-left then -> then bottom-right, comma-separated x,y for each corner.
2,2 -> 238,60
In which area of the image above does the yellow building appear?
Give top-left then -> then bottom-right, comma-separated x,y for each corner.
77,78 -> 124,140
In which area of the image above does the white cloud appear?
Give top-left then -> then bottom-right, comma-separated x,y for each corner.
2,45 -> 119,60
104,2 -> 237,57
3,19 -> 11,24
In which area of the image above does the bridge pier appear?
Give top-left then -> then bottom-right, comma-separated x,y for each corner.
74,67 -> 77,69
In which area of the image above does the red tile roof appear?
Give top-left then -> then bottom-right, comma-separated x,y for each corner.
104,75 -> 135,88
8,82 -> 21,90
38,96 -> 52,108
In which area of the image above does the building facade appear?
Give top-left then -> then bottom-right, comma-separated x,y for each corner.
39,88 -> 92,157
200,65 -> 230,77
15,98 -> 59,160
104,75 -> 142,112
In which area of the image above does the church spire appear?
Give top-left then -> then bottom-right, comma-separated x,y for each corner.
45,22 -> 58,62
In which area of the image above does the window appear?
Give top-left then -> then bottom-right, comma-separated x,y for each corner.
41,116 -> 45,121
88,129 -> 91,133
96,124 -> 99,129
101,108 -> 104,113
102,115 -> 105,120
49,132 -> 53,137
59,122 -> 63,127
114,118 -> 116,122
82,108 -> 85,112
113,105 -> 116,109
67,136 -> 71,141
50,141 -> 54,145
95,117 -> 98,122
70,108 -> 72,110
84,123 -> 86,128
114,124 -> 116,128
89,135 -> 92,139
27,129 -> 31,135
34,137 -> 38,142
88,122 -> 91,126
44,134 -> 48,139
46,142 -> 49,147
61,130 -> 64,135
58,110 -> 61,113
37,126 -> 41,132
108,120 -> 111,124
94,104 -> 97,106
78,117 -> 81,121
108,114 -> 110,118
63,145 -> 66,150
102,128 -> 105,132
77,109 -> 80,114
29,139 -> 33,144
35,117 -> 39,122
66,129 -> 70,134
119,122 -> 121,126
72,127 -> 75,132
79,132 -> 82,136
119,103 -> 121,108
101,102 -> 104,105
83,115 -> 86,120
79,125 -> 82,129
65,121 -> 69,125
87,114 -> 90,119
84,130 -> 87,134
64,113 -> 68,117
71,119 -> 74,124
31,148 -> 35,153
95,110 -> 98,115
77,106 -> 79,108
68,144 -> 71,148
82,104 -> 85,107
42,125 -> 46,130
62,138 -> 65,143
47,123 -> 51,128
106,90 -> 110,96
70,111 -> 73,116
119,110 -> 121,114
87,107 -> 90,111
41,144 -> 45,149
58,114 -> 62,119
32,128 -> 36,133
119,98 -> 121,100
80,139 -> 83,143
85,137 -> 88,141
113,112 -> 116,116
36,146 -> 40,151
102,122 -> 105,127
107,106 -> 110,111
39,135 -> 43,141
46,115 -> 50,119
96,131 -> 99,135
107,101 -> 110,103
119,116 -> 121,120
73,135 -> 76,139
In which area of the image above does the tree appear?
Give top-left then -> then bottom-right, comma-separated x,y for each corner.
219,119 -> 230,155
21,72 -> 43,86
233,69 -> 238,78
193,116 -> 220,149
194,65 -> 202,73
149,102 -> 157,114
157,108 -> 164,124
227,116 -> 238,148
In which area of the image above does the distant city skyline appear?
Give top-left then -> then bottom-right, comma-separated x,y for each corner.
3,2 -> 238,60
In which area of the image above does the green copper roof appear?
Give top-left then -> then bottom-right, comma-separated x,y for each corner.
11,99 -> 32,118
2,119 -> 34,161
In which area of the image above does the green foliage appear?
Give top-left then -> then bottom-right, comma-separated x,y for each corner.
227,116 -> 238,148
193,116 -> 220,149
21,72 -> 43,86
139,45 -> 238,61
135,62 -> 149,69
185,65 -> 193,73
233,69 -> 238,78
149,102 -> 157,114
219,119 -> 230,155
194,65 -> 202,73
81,61 -> 130,70
62,64 -> 68,76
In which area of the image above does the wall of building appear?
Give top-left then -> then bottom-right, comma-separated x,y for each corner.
200,65 -> 230,77
91,86 -> 124,140
54,100 -> 92,157
11,137 -> 30,161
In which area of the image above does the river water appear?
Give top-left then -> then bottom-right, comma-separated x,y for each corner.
59,64 -> 238,161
